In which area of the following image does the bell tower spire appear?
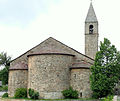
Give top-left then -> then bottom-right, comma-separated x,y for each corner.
85,2 -> 98,59
85,2 -> 98,23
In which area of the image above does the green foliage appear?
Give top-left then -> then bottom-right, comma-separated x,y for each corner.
2,85 -> 8,91
90,38 -> 120,98
62,87 -> 78,99
14,88 -> 27,98
100,95 -> 113,101
104,95 -> 113,101
2,93 -> 8,98
0,52 -> 11,67
28,88 -> 39,100
28,88 -> 34,97
0,66 -> 9,85
0,52 -> 11,85
0,85 -> 8,91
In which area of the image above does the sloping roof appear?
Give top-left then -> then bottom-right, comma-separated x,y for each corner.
27,43 -> 75,57
70,60 -> 92,69
85,3 -> 98,23
11,37 -> 94,63
9,62 -> 28,70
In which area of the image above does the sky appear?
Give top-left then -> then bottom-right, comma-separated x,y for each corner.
0,0 -> 120,59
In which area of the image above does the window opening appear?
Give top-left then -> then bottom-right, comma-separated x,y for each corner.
80,92 -> 82,97
89,25 -> 94,34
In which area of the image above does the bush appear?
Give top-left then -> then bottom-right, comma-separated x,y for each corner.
2,85 -> 8,91
2,93 -> 8,98
106,95 -> 113,101
14,88 -> 27,98
62,87 -> 78,99
0,85 -> 8,91
100,95 -> 113,101
28,88 -> 39,99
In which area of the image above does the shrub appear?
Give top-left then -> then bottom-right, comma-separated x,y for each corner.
106,95 -> 113,101
100,95 -> 113,101
28,88 -> 39,99
2,93 -> 8,98
14,88 -> 27,98
0,85 -> 8,91
2,85 -> 8,91
62,87 -> 78,99
0,86 -> 3,91
28,88 -> 34,97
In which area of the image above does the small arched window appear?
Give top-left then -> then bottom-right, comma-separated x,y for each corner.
89,25 -> 94,34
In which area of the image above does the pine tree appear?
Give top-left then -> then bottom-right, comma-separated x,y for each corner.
90,38 -> 120,98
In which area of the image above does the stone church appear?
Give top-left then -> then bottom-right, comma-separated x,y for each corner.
8,3 -> 98,99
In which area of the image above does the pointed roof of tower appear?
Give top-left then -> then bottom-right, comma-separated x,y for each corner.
85,2 -> 98,23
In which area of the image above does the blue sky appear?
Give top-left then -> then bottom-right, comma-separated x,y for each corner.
0,0 -> 120,59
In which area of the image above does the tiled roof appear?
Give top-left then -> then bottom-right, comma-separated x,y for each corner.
70,60 -> 91,69
27,44 -> 74,56
11,37 -> 94,63
9,62 -> 28,70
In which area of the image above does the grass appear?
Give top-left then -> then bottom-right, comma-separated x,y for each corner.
99,95 -> 113,101
1,97 -> 98,101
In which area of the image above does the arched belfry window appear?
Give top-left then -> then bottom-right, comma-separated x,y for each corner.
89,25 -> 94,34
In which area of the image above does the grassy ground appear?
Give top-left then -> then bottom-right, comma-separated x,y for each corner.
1,94 -> 113,101
0,97 -> 99,101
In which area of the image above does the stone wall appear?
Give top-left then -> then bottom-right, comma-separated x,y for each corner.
70,69 -> 92,98
28,54 -> 74,99
85,34 -> 98,59
10,37 -> 94,68
8,70 -> 28,97
85,22 -> 98,59
9,37 -> 94,99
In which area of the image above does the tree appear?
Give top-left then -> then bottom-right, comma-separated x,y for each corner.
0,52 -> 11,85
90,38 -> 120,98
0,52 -> 11,67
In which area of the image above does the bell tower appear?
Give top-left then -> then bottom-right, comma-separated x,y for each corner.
85,2 -> 98,59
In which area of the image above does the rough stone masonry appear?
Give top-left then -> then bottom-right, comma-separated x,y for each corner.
8,2 -> 98,99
